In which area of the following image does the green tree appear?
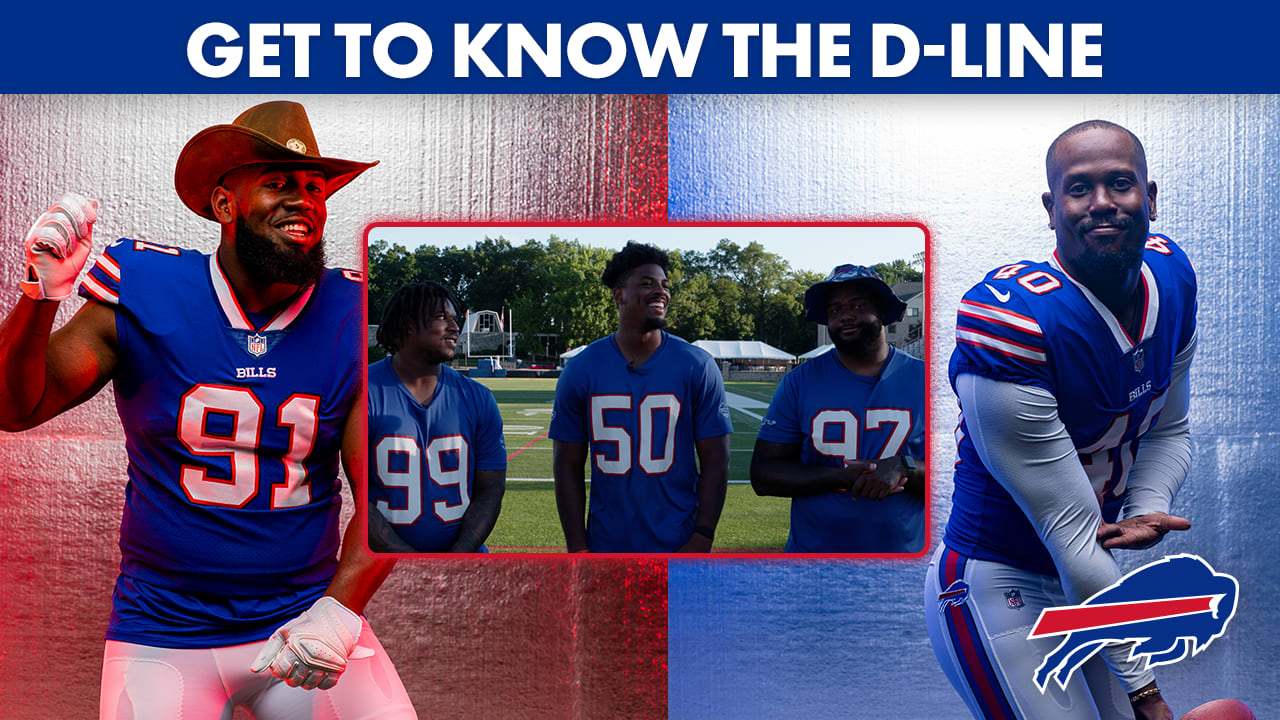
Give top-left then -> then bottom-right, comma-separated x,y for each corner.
872,258 -> 923,286
667,272 -> 718,342
367,239 -> 418,322
708,276 -> 752,340
543,238 -> 615,352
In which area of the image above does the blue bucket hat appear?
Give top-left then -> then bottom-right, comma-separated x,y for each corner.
804,264 -> 907,325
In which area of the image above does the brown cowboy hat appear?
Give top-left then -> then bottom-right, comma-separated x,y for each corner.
174,100 -> 378,220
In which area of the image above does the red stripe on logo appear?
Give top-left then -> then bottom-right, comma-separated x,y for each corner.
1029,596 -> 1217,638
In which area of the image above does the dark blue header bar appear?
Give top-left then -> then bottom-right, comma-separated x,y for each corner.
0,2 -> 1263,92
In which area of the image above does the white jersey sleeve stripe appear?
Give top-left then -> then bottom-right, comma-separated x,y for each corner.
95,253 -> 121,281
958,300 -> 1044,336
81,273 -> 119,305
956,329 -> 1048,364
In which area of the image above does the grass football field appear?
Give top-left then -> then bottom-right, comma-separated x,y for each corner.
475,377 -> 791,552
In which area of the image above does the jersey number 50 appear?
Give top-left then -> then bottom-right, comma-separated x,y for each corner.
373,435 -> 471,525
591,394 -> 681,475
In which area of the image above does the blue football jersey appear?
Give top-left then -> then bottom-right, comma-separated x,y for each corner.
945,235 -> 1197,575
78,239 -> 363,648
367,359 -> 506,552
549,332 -> 733,552
758,347 -> 926,553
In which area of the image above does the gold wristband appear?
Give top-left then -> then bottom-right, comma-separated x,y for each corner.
1128,687 -> 1161,703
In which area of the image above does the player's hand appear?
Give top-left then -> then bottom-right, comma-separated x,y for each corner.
249,596 -> 363,690
21,193 -> 98,301
1097,512 -> 1192,550
833,460 -> 877,495
848,459 -> 908,500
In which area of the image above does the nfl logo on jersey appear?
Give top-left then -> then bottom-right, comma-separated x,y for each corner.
1005,588 -> 1025,610
247,333 -> 268,357
1131,348 -> 1145,373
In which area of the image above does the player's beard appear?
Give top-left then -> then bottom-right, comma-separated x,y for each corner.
423,339 -> 456,366
830,316 -> 883,358
642,315 -> 668,332
234,217 -> 327,287
1073,215 -> 1146,277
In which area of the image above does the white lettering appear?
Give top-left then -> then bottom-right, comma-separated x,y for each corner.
507,24 -> 562,78
454,23 -> 503,77
951,24 -> 981,78
1010,23 -> 1063,78
236,367 -> 278,379
1072,23 -> 1103,78
628,23 -> 706,78
281,24 -> 320,78
722,23 -> 759,78
188,22 -> 242,78
762,23 -> 810,78
372,22 -> 432,79
334,24 -> 372,77
872,24 -> 919,78
566,22 -> 628,79
248,24 -> 282,78
818,24 -> 851,78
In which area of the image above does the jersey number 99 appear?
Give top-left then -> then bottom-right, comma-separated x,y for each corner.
373,435 -> 471,524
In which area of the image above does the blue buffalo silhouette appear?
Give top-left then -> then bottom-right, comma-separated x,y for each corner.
1032,554 -> 1238,692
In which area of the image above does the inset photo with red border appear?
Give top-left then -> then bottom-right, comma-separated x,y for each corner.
363,221 -> 932,558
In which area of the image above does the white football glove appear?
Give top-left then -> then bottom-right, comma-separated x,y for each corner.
249,596 -> 363,691
20,192 -> 98,301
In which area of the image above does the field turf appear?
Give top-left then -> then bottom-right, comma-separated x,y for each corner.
474,377 -> 791,552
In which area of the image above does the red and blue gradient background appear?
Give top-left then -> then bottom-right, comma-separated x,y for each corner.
3,92 -> 1278,719
0,95 -> 669,719
664,95 -> 1280,718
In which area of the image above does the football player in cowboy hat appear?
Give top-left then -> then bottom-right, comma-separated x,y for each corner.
0,101 -> 416,719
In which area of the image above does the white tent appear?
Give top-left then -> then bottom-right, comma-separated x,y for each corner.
559,345 -> 588,360
798,344 -> 833,360
693,340 -> 796,361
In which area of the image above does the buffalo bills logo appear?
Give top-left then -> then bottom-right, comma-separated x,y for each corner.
247,333 -> 268,357
1005,588 -> 1025,610
938,579 -> 970,614
1029,555 -> 1238,693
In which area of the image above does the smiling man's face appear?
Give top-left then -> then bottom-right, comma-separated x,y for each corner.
615,263 -> 671,333
402,299 -> 461,365
223,163 -> 328,286
1043,126 -> 1156,280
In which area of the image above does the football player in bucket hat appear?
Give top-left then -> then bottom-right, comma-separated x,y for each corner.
753,263 -> 926,552
803,263 -> 908,326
